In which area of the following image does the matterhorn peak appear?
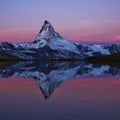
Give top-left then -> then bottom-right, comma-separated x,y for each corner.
40,20 -> 53,32
33,20 -> 81,53
35,20 -> 56,42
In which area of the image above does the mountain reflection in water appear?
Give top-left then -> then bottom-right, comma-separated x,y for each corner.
0,61 -> 120,99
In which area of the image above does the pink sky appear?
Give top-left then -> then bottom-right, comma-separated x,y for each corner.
0,0 -> 120,44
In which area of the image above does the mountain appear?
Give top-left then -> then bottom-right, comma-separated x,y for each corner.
0,20 -> 120,60
0,61 -> 120,99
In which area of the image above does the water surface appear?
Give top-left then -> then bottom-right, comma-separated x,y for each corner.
0,61 -> 120,120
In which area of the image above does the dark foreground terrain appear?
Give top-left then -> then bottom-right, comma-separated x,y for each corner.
0,51 -> 21,61
85,52 -> 120,68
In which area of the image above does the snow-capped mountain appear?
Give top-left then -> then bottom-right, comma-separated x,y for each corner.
77,43 -> 120,57
0,20 -> 120,60
0,61 -> 120,99
34,21 -> 80,53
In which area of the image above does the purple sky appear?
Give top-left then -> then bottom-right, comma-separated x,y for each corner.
0,0 -> 120,43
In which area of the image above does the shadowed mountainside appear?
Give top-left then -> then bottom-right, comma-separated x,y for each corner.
0,51 -> 21,61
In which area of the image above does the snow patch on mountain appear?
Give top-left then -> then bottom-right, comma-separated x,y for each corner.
90,44 -> 110,54
48,37 -> 80,54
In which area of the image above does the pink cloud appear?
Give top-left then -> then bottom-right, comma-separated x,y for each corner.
0,27 -> 37,43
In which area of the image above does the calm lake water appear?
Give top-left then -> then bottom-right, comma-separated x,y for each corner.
0,61 -> 120,120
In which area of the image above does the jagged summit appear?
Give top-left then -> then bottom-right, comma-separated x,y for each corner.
35,20 -> 56,42
39,20 -> 55,34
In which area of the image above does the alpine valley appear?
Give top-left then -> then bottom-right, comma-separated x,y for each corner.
0,20 -> 120,60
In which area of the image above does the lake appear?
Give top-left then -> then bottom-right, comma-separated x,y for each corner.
0,61 -> 120,120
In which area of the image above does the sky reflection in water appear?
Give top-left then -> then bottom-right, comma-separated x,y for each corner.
0,61 -> 120,120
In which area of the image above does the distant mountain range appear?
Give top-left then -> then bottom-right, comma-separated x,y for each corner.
0,20 -> 120,60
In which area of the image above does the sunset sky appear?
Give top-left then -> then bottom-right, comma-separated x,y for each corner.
0,0 -> 120,43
